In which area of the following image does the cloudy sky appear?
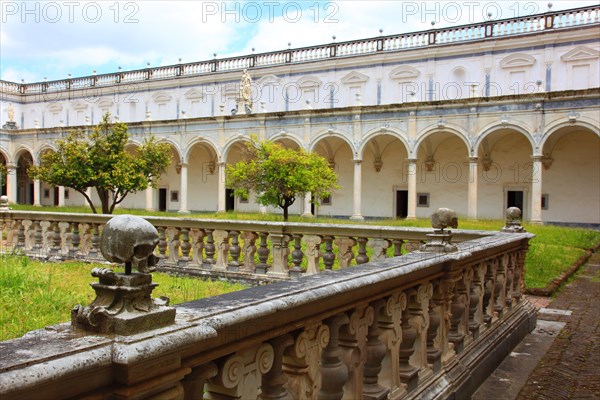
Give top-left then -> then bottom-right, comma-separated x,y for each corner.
1,1 -> 597,83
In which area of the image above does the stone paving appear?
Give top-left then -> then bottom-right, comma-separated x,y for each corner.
516,252 -> 600,400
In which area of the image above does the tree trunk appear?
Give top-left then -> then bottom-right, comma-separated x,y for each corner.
283,206 -> 289,221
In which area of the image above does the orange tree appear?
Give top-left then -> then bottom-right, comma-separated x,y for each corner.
226,138 -> 339,221
29,113 -> 170,214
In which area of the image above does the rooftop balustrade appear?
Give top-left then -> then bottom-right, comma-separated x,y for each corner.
0,208 -> 536,399
1,5 -> 598,95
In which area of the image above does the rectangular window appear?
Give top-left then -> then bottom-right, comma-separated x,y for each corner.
541,194 -> 549,210
44,189 -> 50,199
417,193 -> 430,207
321,195 -> 332,206
170,191 -> 179,202
64,189 -> 69,199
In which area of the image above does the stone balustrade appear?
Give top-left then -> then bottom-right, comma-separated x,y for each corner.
0,215 -> 536,400
0,210 -> 494,281
3,5 -> 597,94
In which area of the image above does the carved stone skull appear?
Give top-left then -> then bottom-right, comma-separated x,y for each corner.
431,208 -> 458,231
100,215 -> 159,273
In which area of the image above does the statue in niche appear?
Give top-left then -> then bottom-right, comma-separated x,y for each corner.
239,69 -> 253,114
7,103 -> 14,122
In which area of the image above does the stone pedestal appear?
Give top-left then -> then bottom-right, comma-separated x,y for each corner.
72,268 -> 175,336
2,121 -> 17,130
421,230 -> 458,253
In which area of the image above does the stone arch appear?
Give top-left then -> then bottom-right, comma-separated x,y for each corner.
309,129 -> 356,155
358,127 -> 410,159
271,134 -> 303,150
537,123 -> 599,224
414,124 -> 471,158
156,138 -> 183,163
222,136 -> 252,163
183,137 -> 220,164
36,143 -> 58,164
540,118 -> 600,152
14,147 -> 35,205
476,121 -> 535,157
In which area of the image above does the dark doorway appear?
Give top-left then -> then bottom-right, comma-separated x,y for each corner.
507,190 -> 524,211
158,188 -> 167,211
396,190 -> 408,218
226,188 -> 235,211
54,187 -> 59,206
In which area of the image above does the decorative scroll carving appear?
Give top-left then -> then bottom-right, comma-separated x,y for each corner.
241,231 -> 258,273
340,305 -> 375,396
283,323 -> 329,400
207,343 -> 275,399
379,291 -> 407,398
304,235 -> 322,275
213,230 -> 230,271
368,238 -> 390,261
334,237 -> 355,269
363,300 -> 389,400
260,334 -> 294,400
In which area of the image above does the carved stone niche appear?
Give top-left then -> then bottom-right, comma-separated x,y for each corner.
71,215 -> 175,335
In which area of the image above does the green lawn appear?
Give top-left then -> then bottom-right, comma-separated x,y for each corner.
0,255 -> 247,341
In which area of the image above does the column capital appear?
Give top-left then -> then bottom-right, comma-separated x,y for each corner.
467,157 -> 478,163
353,159 -> 362,164
406,158 -> 418,164
530,155 -> 544,162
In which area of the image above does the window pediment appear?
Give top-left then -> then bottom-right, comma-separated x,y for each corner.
97,100 -> 113,109
297,76 -> 322,89
389,65 -> 420,80
152,92 -> 173,104
340,71 -> 369,85
257,74 -> 281,85
47,103 -> 63,113
561,45 -> 600,63
184,88 -> 203,100
500,53 -> 536,69
72,101 -> 88,111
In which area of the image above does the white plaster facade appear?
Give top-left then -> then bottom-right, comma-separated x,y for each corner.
1,6 -> 599,225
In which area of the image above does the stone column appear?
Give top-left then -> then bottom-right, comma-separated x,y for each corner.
58,186 -> 65,207
6,163 -> 17,204
530,156 -> 543,224
179,162 -> 189,214
467,157 -> 478,219
217,162 -> 226,213
351,159 -> 364,221
407,159 -> 418,220
33,179 -> 41,206
302,192 -> 313,217
145,187 -> 154,211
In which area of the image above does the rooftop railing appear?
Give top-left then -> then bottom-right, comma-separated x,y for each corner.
1,5 -> 598,95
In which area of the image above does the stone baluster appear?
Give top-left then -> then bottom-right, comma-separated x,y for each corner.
283,323 -> 329,400
23,220 -> 33,250
190,229 -> 206,268
213,230 -> 230,271
339,305 -> 374,397
482,258 -> 497,326
368,238 -> 390,261
156,226 -> 168,264
48,221 -> 63,259
363,299 -> 389,400
407,284 -> 433,379
334,237 -> 355,269
206,343 -> 275,399
179,227 -> 191,267
493,255 -> 507,318
355,237 -> 369,264
439,279 -> 456,362
78,223 -> 91,257
88,223 -> 101,259
259,334 -> 294,400
30,220 -> 43,256
318,314 -> 350,400
469,263 -> 486,340
379,291 -> 407,399
513,248 -> 527,303
204,229 -> 216,268
256,232 -> 270,274
13,219 -> 26,252
392,239 -> 404,257
182,362 -> 218,400
269,233 -> 290,278
228,230 -> 241,271
504,253 -> 516,309
304,235 -> 322,275
290,234 -> 304,278
166,227 -> 181,266
426,281 -> 443,372
448,270 -> 469,354
398,288 -> 419,393
68,222 -> 81,259
322,236 -> 335,271
240,231 -> 257,273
